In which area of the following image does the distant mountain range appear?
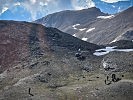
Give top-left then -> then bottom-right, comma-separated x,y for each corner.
35,7 -> 133,45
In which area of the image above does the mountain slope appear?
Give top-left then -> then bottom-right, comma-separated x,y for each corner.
0,20 -> 100,73
0,20 -> 133,100
34,7 -> 107,34
35,7 -> 133,45
0,20 -> 103,100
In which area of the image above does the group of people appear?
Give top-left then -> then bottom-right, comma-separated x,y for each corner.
104,74 -> 122,85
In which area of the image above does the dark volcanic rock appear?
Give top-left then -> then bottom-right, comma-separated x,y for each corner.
0,20 -> 100,73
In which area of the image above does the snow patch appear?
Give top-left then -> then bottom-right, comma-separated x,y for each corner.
86,27 -> 95,33
116,49 -> 133,52
72,24 -> 80,30
110,33 -> 124,43
79,28 -> 86,31
73,34 -> 76,37
97,15 -> 115,19
110,38 -> 118,43
93,46 -> 133,56
72,24 -> 86,31
95,46 -> 116,52
82,37 -> 88,41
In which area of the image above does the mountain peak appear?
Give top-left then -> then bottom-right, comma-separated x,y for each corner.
87,7 -> 101,11
35,7 -> 133,45
35,7 -> 106,30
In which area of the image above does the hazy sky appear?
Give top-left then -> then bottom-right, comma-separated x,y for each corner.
0,0 -> 132,21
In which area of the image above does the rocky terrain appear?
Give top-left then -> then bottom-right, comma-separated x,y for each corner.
35,7 -> 133,45
0,20 -> 133,100
0,20 -> 100,73
0,20 -> 101,99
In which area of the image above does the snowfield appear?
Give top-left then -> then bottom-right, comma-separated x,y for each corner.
86,27 -> 95,33
82,37 -> 88,41
79,28 -> 86,31
72,24 -> 86,31
73,34 -> 76,37
72,24 -> 80,29
93,46 -> 133,56
97,15 -> 115,19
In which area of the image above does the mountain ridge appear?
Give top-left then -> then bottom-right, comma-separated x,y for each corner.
34,7 -> 107,31
0,20 -> 100,73
35,6 -> 133,45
